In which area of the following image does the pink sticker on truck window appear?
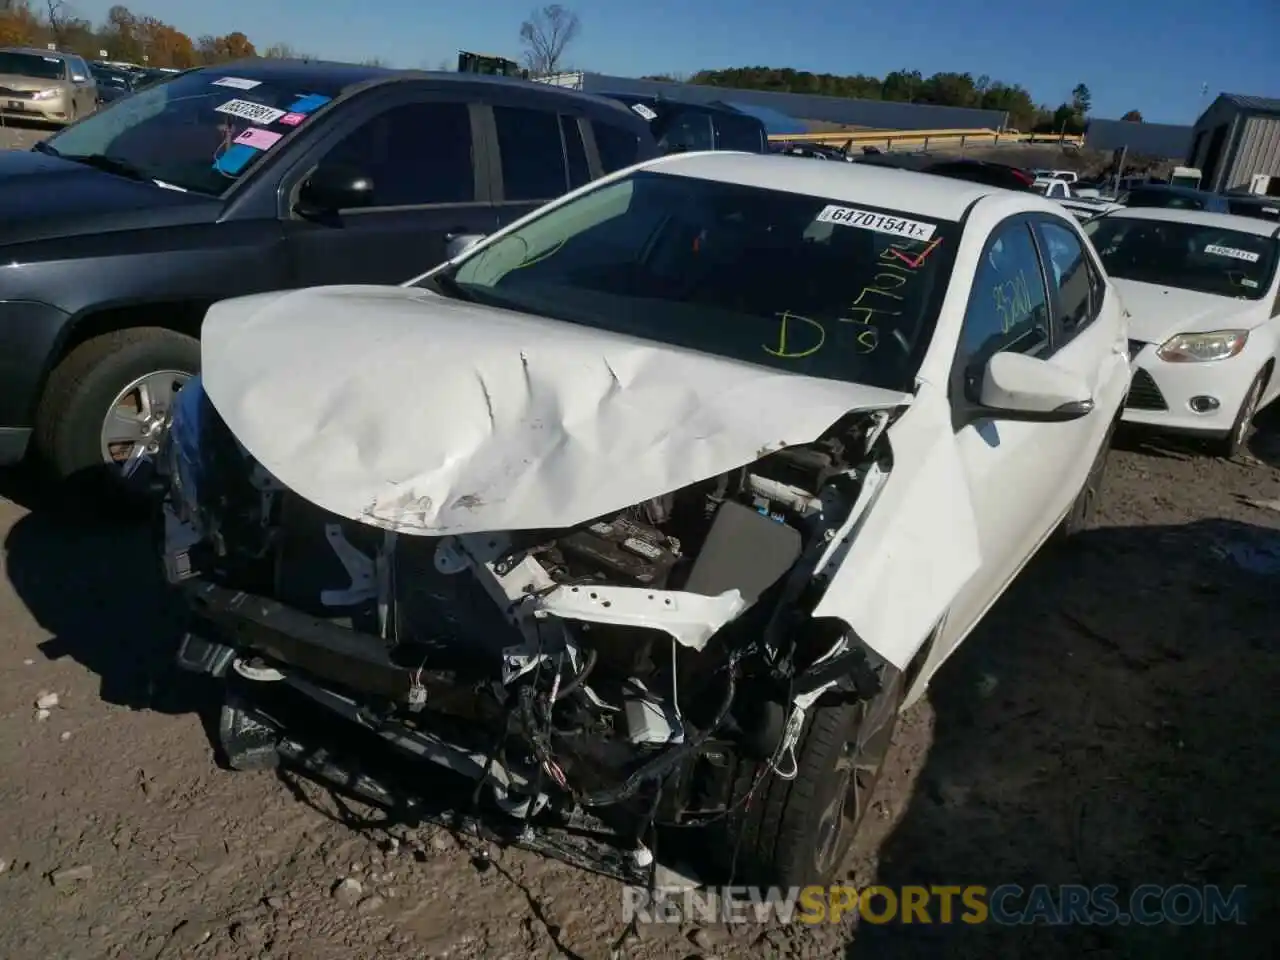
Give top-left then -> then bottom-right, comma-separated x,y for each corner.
278,112 -> 306,126
234,128 -> 284,150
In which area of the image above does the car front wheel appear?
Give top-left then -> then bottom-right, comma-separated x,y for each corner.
724,664 -> 905,887
34,327 -> 199,506
1213,367 -> 1268,459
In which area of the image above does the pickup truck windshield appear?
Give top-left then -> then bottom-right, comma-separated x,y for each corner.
433,170 -> 958,390
1086,217 -> 1278,300
40,69 -> 344,196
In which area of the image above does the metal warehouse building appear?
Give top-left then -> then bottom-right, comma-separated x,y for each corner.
1187,93 -> 1280,192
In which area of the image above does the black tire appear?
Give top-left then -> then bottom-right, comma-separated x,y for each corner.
33,327 -> 200,507
1212,367 -> 1267,459
724,666 -> 904,888
1057,417 -> 1117,539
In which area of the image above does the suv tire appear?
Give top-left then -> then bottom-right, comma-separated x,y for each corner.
34,327 -> 199,506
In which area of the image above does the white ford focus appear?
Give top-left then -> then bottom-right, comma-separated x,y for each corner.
158,153 -> 1130,887
1083,208 -> 1280,456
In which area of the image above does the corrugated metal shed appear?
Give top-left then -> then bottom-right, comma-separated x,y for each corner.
1226,114 -> 1280,190
1083,119 -> 1194,158
1188,93 -> 1280,191
573,73 -> 1009,131
1219,93 -> 1280,114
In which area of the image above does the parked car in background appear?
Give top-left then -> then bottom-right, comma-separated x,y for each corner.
0,47 -> 97,125
602,94 -> 768,154
855,151 -> 1036,191
1226,195 -> 1280,224
772,141 -> 855,161
0,58 -> 658,499
88,62 -> 135,104
1034,176 -> 1074,198
158,152 -> 1129,890
1085,208 -> 1280,456
1120,184 -> 1230,213
1032,168 -> 1079,184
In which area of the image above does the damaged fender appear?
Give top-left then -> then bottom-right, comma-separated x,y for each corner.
810,388 -> 981,671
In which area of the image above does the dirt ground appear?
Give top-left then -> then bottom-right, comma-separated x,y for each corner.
1,126 -> 1278,958
2,418 -> 1279,960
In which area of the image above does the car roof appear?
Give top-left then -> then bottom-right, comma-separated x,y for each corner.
1097,206 -> 1280,237
652,151 -> 996,220
203,58 -> 635,116
0,47 -> 73,59
1127,183 -> 1213,198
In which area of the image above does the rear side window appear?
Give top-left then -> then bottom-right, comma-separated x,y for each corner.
592,121 -> 642,173
713,113 -> 766,152
317,100 -> 475,206
560,115 -> 590,189
659,110 -> 714,153
494,105 -> 568,202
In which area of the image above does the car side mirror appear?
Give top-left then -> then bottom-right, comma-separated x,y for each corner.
71,74 -> 88,84
296,165 -> 375,217
445,233 -> 486,259
973,352 -> 1095,422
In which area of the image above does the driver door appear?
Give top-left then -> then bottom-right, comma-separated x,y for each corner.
942,217 -> 1082,647
282,95 -> 497,288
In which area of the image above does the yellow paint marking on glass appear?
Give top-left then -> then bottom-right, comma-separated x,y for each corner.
763,310 -> 827,359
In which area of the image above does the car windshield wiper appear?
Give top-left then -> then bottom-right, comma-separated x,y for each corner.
31,140 -> 59,156
62,153 -> 152,183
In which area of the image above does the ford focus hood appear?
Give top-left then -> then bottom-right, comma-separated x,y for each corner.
1113,278 -> 1263,344
199,285 -> 912,535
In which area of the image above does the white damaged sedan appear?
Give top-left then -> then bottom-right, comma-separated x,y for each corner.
158,152 -> 1130,887
1084,208 -> 1280,456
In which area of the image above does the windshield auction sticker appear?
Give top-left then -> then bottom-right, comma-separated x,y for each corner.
1204,244 -> 1260,263
815,205 -> 937,241
214,98 -> 287,126
212,77 -> 261,90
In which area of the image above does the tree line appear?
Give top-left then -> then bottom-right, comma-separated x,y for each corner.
0,1 -> 384,67
644,67 -> 1145,133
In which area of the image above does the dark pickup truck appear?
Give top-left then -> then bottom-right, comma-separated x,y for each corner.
0,58 -> 656,497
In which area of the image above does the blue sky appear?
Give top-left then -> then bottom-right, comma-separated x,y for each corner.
72,0 -> 1279,124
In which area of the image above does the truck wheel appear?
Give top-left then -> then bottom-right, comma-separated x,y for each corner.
725,665 -> 904,888
34,327 -> 199,505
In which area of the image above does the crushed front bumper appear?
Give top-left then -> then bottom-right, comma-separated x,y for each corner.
172,579 -> 659,883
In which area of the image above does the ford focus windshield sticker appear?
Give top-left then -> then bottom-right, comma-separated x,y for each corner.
630,103 -> 657,121
212,77 -> 261,90
277,112 -> 307,126
815,205 -> 937,241
215,99 -> 287,126
1204,244 -> 1260,263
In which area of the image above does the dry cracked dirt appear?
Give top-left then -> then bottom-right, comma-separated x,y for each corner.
1,124 -> 1277,960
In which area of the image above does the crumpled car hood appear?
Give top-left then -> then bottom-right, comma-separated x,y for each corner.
1113,278 -> 1263,344
199,285 -> 912,535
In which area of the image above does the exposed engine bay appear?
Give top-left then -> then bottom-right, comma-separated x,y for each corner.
163,388 -> 899,880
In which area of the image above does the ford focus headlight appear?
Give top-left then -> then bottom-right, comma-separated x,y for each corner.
1156,330 -> 1249,363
